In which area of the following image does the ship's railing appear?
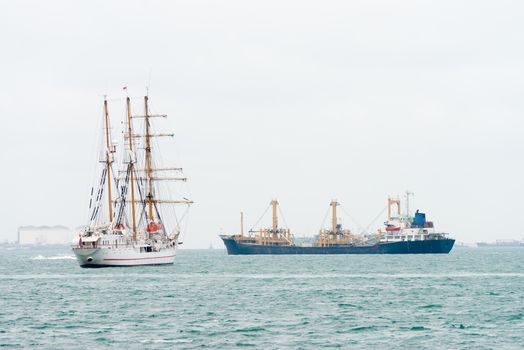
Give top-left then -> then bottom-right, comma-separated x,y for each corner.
236,228 -> 295,245
71,243 -> 97,249
316,229 -> 360,246
72,239 -> 135,249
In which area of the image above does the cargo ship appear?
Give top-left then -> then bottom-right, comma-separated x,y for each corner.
220,197 -> 454,254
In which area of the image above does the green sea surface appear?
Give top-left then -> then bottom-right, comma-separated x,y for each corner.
0,247 -> 523,349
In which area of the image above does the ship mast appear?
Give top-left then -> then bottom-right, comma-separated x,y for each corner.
240,211 -> 244,237
271,199 -> 278,240
103,99 -> 113,223
144,96 -> 154,222
331,199 -> 338,242
387,197 -> 401,220
126,97 -> 137,240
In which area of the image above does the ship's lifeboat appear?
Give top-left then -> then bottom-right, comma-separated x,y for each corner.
147,222 -> 162,233
113,223 -> 126,231
385,226 -> 401,232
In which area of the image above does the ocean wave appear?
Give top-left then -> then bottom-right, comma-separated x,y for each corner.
2,271 -> 523,281
140,339 -> 193,344
191,272 -> 524,279
32,254 -> 76,260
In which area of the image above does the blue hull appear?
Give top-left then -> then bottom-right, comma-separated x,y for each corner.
221,237 -> 455,255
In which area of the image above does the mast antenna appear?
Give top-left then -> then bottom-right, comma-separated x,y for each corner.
405,190 -> 414,218
146,68 -> 153,96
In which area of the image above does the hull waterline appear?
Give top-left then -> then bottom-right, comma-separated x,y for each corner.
72,246 -> 176,268
221,237 -> 455,255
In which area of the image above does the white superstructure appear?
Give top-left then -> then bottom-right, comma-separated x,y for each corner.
72,228 -> 177,267
377,196 -> 450,243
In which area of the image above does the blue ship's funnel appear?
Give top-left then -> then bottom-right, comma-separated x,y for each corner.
412,210 -> 426,227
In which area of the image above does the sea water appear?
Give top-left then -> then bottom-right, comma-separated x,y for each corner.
0,247 -> 523,349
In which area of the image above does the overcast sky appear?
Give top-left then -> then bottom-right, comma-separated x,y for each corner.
2,0 -> 524,247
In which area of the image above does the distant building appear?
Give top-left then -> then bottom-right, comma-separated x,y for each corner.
17,225 -> 73,245
477,239 -> 524,247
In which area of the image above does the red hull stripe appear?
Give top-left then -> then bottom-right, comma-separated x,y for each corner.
103,255 -> 175,261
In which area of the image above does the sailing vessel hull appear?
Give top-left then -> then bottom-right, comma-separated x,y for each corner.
72,246 -> 176,268
221,237 -> 455,255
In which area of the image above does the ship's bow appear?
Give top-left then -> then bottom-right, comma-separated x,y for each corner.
220,235 -> 243,255
72,247 -> 102,267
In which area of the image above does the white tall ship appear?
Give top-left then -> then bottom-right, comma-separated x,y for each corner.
73,94 -> 192,267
